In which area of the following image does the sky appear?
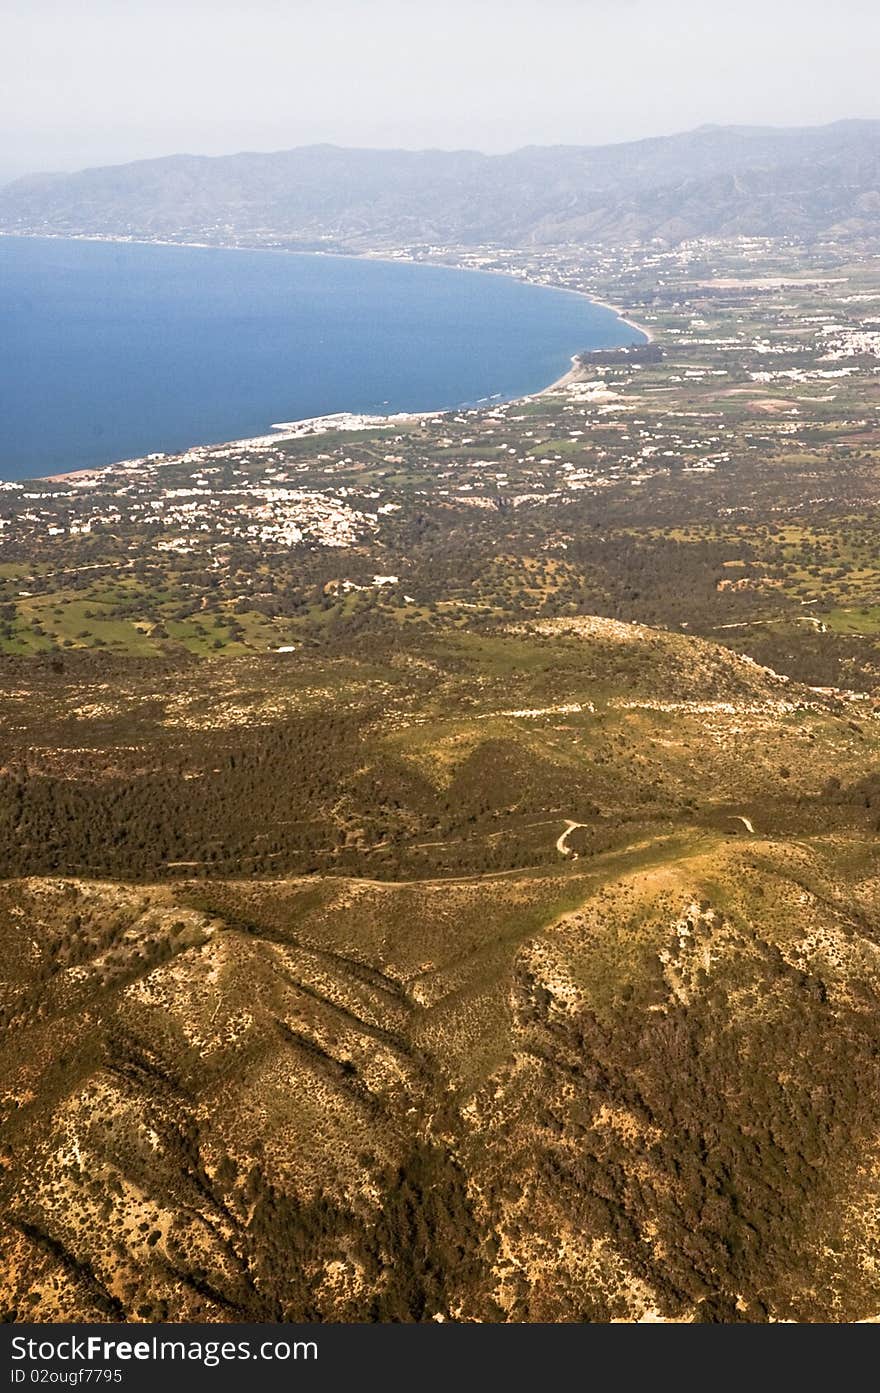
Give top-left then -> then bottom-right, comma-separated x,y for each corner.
1,0 -> 879,181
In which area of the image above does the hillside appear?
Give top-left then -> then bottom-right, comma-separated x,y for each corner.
2,121 -> 880,249
2,604 -> 880,1321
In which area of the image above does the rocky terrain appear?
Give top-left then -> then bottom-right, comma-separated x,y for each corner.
2,606 -> 880,1322
3,819 -> 880,1321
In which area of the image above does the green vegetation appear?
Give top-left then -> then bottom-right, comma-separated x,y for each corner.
3,233 -> 880,1324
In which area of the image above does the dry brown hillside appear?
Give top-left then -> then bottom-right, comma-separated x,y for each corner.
3,823 -> 880,1322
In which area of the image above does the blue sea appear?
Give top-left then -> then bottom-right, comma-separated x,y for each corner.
0,237 -> 643,479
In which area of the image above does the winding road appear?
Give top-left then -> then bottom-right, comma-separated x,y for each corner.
556,819 -> 588,857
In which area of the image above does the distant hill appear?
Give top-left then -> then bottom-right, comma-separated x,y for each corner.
1,121 -> 879,250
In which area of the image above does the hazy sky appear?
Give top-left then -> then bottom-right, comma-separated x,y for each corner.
2,0 -> 879,180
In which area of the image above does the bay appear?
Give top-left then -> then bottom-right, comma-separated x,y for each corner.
0,236 -> 643,479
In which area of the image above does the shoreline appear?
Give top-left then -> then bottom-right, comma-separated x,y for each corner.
0,232 -> 653,484
538,358 -> 587,396
587,295 -> 653,346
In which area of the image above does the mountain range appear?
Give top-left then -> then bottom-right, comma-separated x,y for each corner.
1,120 -> 879,249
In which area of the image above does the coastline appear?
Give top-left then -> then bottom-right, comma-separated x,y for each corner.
538,358 -> 587,396
0,232 -> 653,484
587,295 -> 653,346
39,410 -> 435,486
